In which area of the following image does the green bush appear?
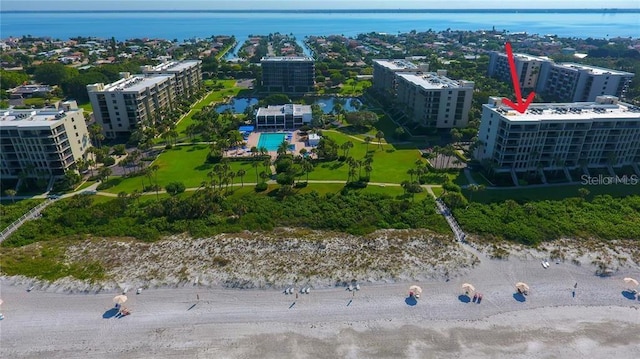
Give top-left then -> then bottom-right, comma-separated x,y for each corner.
254,182 -> 268,192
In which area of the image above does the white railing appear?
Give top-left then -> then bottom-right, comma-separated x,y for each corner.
0,198 -> 57,242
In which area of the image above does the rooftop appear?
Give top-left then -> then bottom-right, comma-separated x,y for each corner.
373,59 -> 419,71
485,97 -> 640,122
496,52 -> 549,62
0,108 -> 79,128
261,56 -> 314,62
145,60 -> 201,73
397,72 -> 473,90
256,104 -> 312,116
100,74 -> 173,93
555,62 -> 634,76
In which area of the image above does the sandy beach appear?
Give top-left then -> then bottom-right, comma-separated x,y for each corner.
2,234 -> 640,359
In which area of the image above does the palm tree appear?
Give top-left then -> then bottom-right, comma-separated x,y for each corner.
252,161 -> 259,183
375,131 -> 384,150
237,169 -> 246,187
407,168 -> 416,182
259,171 -> 269,184
364,136 -> 372,153
277,140 -> 290,157
302,159 -> 314,182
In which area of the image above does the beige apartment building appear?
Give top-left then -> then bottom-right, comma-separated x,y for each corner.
87,73 -> 176,138
141,60 -> 202,98
395,70 -> 474,128
0,101 -> 91,179
487,52 -> 547,92
475,96 -> 640,173
372,59 -> 425,93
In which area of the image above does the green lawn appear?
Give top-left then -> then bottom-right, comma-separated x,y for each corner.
465,183 -> 640,204
174,80 -> 243,141
77,102 -> 93,113
338,79 -> 371,96
102,145 -> 264,194
308,131 -> 425,184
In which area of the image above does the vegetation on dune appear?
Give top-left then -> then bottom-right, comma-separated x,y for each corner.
453,194 -> 640,246
2,191 -> 450,248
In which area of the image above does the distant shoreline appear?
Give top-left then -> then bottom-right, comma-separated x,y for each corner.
2,8 -> 639,14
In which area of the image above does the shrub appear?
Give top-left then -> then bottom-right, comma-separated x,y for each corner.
442,181 -> 461,193
254,182 -> 268,192
165,182 -> 186,196
101,156 -> 116,166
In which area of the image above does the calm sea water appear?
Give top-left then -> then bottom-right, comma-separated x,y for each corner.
1,12 -> 638,41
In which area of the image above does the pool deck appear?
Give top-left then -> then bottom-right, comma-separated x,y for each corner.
231,130 -> 312,159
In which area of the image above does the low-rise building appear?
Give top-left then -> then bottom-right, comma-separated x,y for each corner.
255,104 -> 312,129
475,96 -> 640,173
395,70 -> 474,128
0,101 -> 91,179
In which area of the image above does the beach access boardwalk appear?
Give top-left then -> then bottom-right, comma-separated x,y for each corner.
435,198 -> 466,243
0,198 -> 58,243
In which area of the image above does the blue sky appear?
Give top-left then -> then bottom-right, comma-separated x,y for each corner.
3,0 -> 639,11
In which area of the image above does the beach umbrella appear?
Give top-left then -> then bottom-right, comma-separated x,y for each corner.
461,283 -> 475,294
113,295 -> 128,305
515,282 -> 530,293
409,285 -> 422,299
623,277 -> 639,289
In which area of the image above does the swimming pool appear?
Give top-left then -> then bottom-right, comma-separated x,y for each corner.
257,133 -> 287,151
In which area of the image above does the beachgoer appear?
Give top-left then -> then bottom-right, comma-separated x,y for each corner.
197,294 -> 200,301
574,282 -> 578,289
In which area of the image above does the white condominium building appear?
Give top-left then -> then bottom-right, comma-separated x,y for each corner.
255,104 -> 312,129
372,59 -> 425,93
395,70 -> 474,128
475,96 -> 640,173
87,73 -> 176,138
141,60 -> 202,98
487,52 -> 548,91
0,101 -> 91,179
487,51 -> 634,102
537,62 -> 634,102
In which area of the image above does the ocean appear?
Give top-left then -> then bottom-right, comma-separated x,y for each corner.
1,11 -> 638,41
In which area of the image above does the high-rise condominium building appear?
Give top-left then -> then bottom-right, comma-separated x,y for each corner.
0,101 -> 91,179
487,52 -> 547,92
372,59 -> 424,93
141,60 -> 202,98
487,52 -> 634,102
475,96 -> 640,174
87,73 -> 175,138
537,62 -> 634,102
395,70 -> 474,128
260,57 -> 315,93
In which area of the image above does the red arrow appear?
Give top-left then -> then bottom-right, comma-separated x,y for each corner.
502,42 -> 535,114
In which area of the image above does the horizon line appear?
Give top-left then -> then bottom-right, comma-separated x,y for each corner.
2,8 -> 639,13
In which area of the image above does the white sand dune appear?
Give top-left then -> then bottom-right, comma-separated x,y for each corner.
1,242 -> 640,359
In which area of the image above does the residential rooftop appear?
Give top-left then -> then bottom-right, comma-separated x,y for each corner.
256,104 -> 312,116
495,52 -> 550,62
485,96 -> 640,122
261,56 -> 314,62
397,72 -> 473,90
99,74 -> 174,92
0,108 -> 78,127
555,62 -> 634,76
373,59 -> 419,71
144,60 -> 201,72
